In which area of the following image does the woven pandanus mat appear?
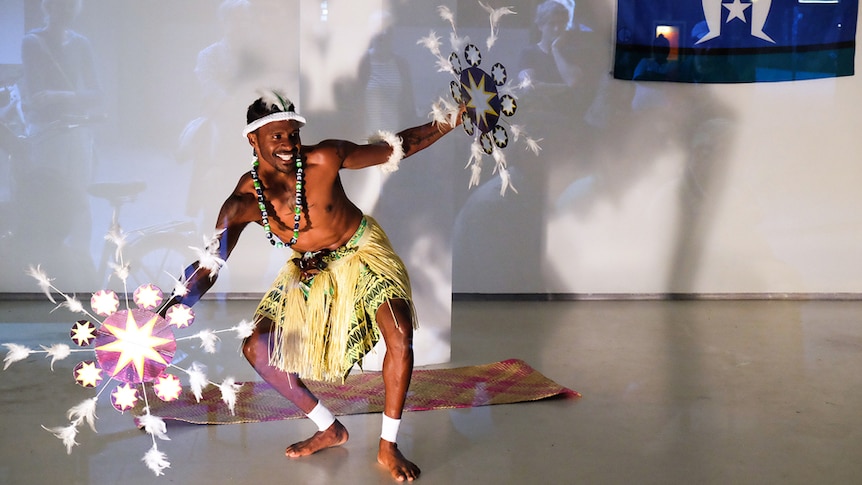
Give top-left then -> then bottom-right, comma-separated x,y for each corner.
143,359 -> 579,425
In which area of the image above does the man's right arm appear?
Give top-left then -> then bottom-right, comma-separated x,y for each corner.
163,193 -> 251,311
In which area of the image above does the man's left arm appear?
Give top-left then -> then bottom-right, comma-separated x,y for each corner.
341,106 -> 464,170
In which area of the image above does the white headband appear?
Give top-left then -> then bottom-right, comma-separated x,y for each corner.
242,111 -> 307,138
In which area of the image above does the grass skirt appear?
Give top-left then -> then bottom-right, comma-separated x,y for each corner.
254,216 -> 416,382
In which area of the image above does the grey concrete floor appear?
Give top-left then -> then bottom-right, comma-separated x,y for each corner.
1,298 -> 861,484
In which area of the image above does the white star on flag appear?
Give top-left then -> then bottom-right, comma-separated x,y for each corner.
724,0 -> 751,23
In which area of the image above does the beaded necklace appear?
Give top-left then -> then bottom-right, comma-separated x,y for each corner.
250,155 -> 303,248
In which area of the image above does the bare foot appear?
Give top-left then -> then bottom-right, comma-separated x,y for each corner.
285,420 -> 349,458
377,439 -> 421,482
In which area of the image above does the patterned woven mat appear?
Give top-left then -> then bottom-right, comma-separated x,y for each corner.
143,359 -> 579,425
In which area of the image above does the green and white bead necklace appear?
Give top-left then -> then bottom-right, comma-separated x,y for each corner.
250,155 -> 303,248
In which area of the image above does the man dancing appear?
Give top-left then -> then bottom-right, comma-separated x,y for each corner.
170,91 -> 461,482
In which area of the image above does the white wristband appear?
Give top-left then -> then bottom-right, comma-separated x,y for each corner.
381,414 -> 401,443
306,402 -> 336,432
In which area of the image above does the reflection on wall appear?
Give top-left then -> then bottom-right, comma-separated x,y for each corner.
1,0 -> 861,305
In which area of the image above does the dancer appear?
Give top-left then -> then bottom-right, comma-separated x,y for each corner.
168,91 -> 462,482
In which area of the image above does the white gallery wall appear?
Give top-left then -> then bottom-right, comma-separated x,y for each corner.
1,0 -> 861,306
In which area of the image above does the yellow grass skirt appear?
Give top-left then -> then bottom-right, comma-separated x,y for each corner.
254,216 -> 416,382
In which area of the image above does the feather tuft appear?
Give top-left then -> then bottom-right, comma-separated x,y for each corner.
57,294 -> 85,314
165,271 -> 189,297
437,5 -> 457,34
138,410 -> 170,441
435,57 -> 455,75
67,397 -> 98,432
110,261 -> 131,283
509,124 -> 523,141
499,166 -> 518,196
104,221 -> 128,262
26,264 -> 56,303
491,146 -> 506,173
259,89 -> 290,112
368,131 -> 405,174
479,1 -> 516,49
469,162 -> 483,189
497,80 -> 517,98
187,362 -> 208,402
525,137 -> 543,155
417,30 -> 442,57
219,377 -> 241,415
450,32 -> 467,53
42,424 -> 79,454
231,319 -> 256,340
41,343 -> 72,371
468,139 -> 484,168
429,99 -> 449,126
196,329 -> 220,354
143,444 -> 171,476
3,343 -> 33,370
190,231 -> 227,278
486,32 -> 498,51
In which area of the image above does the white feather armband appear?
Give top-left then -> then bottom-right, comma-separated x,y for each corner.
369,130 -> 405,174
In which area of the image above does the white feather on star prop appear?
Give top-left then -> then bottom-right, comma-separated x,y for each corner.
452,32 -> 469,57
420,3 -> 538,198
110,261 -> 131,284
231,319 -> 256,339
195,329 -> 220,354
430,97 -> 451,126
499,76 -> 519,94
67,397 -> 98,432
467,140 -> 484,189
509,124 -> 524,141
41,343 -> 72,371
417,30 -> 442,58
499,167 -> 517,196
437,5 -> 457,34
190,231 -> 226,278
436,56 -> 455,75
491,146 -> 506,173
430,96 -> 460,128
187,362 -> 208,402
479,1 -> 516,50
3,343 -> 33,369
491,149 -> 517,196
525,136 -> 543,155
219,377 -> 241,415
138,409 -> 170,441
517,72 -> 533,90
165,271 -> 189,297
54,293 -> 85,315
42,424 -> 79,454
143,444 -> 171,476
508,124 -> 542,155
104,222 -> 128,262
26,264 -> 56,303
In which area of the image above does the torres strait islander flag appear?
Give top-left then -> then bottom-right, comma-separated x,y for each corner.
614,0 -> 858,83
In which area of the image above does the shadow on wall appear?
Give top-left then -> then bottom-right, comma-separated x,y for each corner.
448,0 -> 737,295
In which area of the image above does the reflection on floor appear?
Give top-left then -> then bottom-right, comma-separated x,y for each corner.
1,299 -> 861,484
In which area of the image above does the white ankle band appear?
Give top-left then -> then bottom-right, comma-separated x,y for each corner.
306,402 -> 336,432
381,414 -> 401,443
